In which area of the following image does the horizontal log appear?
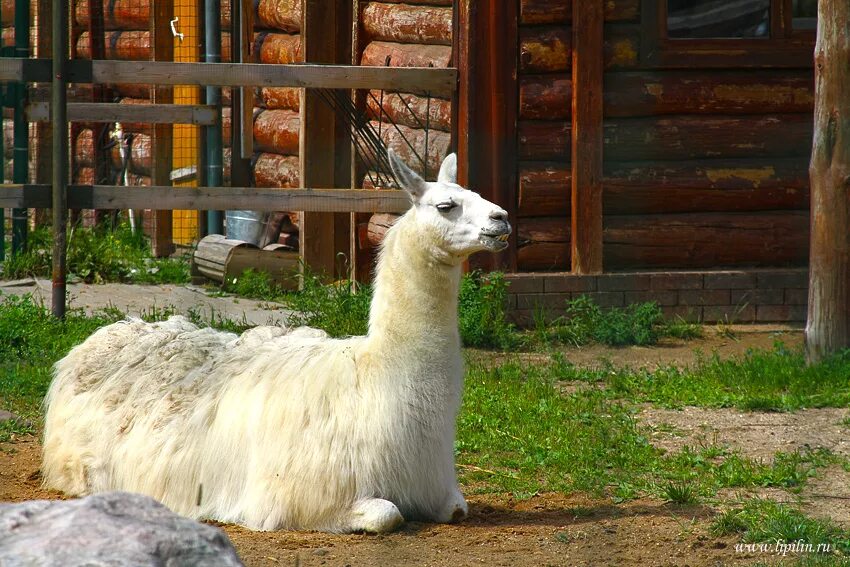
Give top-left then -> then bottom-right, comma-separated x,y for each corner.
604,71 -> 815,117
605,160 -> 809,214
604,212 -> 809,269
76,32 -> 233,61
519,25 -> 640,73
361,41 -> 452,69
74,130 -> 148,176
519,216 -> 569,244
518,121 -> 570,161
74,60 -> 456,97
372,0 -> 452,5
519,115 -> 814,161
253,152 -> 300,187
0,0 -> 37,23
604,115 -> 814,161
257,33 -> 302,64
260,86 -> 300,110
253,109 -> 300,155
519,0 -> 639,24
365,213 -> 401,247
0,184 -> 413,213
366,90 -> 452,132
518,163 -> 570,217
370,120 -> 451,178
74,0 -> 231,30
361,3 -> 452,45
256,0 -> 301,33
520,26 -> 570,73
517,242 -> 571,271
519,75 -> 570,120
1,26 -> 37,49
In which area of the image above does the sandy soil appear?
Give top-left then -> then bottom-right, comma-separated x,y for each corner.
5,325 -> 841,566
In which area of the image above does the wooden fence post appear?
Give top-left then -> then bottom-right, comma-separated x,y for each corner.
805,0 -> 850,363
151,1 -> 174,257
456,0 -> 518,272
300,0 -> 351,280
570,0 -> 604,274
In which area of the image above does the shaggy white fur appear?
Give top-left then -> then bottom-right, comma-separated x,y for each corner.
41,151 -> 511,533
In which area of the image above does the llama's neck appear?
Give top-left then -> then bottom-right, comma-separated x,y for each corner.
365,212 -> 462,353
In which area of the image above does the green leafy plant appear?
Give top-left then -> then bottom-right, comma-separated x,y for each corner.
458,271 -> 518,349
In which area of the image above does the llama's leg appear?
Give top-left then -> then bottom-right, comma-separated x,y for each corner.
434,487 -> 468,523
343,498 -> 404,533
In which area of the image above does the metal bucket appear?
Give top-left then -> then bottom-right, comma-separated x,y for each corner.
225,210 -> 269,246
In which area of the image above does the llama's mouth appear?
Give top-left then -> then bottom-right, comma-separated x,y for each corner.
479,230 -> 511,251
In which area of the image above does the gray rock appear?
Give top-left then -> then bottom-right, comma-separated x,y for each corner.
0,491 -> 244,567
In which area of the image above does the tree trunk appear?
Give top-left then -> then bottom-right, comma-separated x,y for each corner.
806,0 -> 850,363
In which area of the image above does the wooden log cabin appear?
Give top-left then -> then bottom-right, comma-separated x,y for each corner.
55,0 -> 819,323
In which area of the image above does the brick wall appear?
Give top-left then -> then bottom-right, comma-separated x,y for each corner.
504,269 -> 808,326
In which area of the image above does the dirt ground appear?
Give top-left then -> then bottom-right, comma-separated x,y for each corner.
4,318 -> 842,566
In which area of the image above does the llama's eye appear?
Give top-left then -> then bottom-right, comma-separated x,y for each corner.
435,202 -> 457,213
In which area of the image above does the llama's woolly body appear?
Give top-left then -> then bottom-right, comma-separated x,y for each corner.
42,152 -> 508,532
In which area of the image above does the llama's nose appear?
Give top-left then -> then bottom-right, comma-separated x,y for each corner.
489,209 -> 508,223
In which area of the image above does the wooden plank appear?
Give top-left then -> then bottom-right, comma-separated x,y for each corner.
457,0 -> 519,272
604,71 -> 814,117
27,102 -> 218,124
300,0 -> 343,279
518,163 -> 570,217
571,0 -> 604,273
70,60 -> 457,97
518,242 -> 571,271
604,211 -> 809,269
151,0 -> 174,257
519,24 -> 641,73
0,185 -> 413,212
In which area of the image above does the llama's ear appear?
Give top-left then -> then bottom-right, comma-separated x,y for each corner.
388,149 -> 428,201
437,153 -> 457,185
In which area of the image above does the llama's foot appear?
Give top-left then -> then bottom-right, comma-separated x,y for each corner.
345,498 -> 404,533
435,489 -> 468,523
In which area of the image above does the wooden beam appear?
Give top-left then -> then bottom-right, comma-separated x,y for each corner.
457,0 -> 519,272
0,185 -> 411,212
150,0 -> 174,257
0,57 -> 51,82
806,0 -> 850,362
300,0 -> 349,280
66,60 -> 457,95
570,0 -> 603,274
26,102 -> 219,125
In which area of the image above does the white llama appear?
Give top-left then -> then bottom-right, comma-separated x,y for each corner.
41,151 -> 511,533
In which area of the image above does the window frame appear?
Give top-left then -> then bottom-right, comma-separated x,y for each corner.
641,0 -> 816,68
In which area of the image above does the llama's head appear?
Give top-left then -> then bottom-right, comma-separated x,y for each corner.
388,150 -> 511,260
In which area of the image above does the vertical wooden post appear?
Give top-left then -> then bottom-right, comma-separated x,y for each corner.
151,1 -> 174,256
456,0 -> 518,272
86,0 -> 111,227
229,0 -> 252,192
300,0 -> 350,280
805,0 -> 850,363
34,0 -> 53,230
570,0 -> 604,274
51,0 -> 68,318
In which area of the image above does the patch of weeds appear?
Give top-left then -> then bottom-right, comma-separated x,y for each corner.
283,271 -> 371,338
225,268 -> 290,302
459,271 -> 519,350
533,295 -> 698,347
0,225 -> 189,284
185,306 -> 253,335
711,499 -> 850,555
662,480 -> 700,505
0,417 -> 34,443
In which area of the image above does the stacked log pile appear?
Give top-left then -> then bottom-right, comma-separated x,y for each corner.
356,0 -> 453,258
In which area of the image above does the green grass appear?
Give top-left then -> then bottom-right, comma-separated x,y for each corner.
713,499 -> 850,554
586,344 -> 850,411
0,225 -> 189,284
